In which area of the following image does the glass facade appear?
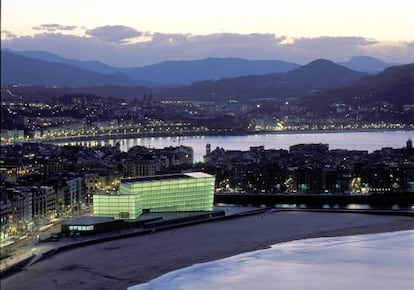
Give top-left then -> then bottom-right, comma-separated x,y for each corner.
93,172 -> 215,219
93,194 -> 141,219
68,225 -> 94,232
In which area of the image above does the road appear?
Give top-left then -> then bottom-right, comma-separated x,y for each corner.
0,223 -> 61,272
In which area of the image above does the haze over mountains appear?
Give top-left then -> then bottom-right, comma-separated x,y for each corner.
337,56 -> 400,74
1,49 -> 398,87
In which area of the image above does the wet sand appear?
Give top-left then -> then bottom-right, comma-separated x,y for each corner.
2,211 -> 413,290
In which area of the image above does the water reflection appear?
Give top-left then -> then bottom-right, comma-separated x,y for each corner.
55,131 -> 413,162
346,204 -> 371,210
273,203 -> 411,211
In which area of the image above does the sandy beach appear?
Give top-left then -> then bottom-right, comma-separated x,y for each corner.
2,211 -> 413,290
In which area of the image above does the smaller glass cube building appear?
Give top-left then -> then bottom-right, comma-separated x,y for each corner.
93,194 -> 141,220
93,172 -> 215,219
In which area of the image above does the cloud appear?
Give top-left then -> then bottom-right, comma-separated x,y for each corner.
293,36 -> 377,47
33,24 -> 78,32
190,33 -> 285,46
282,36 -> 379,62
137,33 -> 288,62
150,32 -> 191,44
85,25 -> 142,44
1,30 -> 17,40
357,40 -> 414,64
2,28 -> 413,66
2,32 -> 122,63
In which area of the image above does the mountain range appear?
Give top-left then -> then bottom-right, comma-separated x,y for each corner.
310,63 -> 414,108
1,51 -> 146,87
2,49 -> 412,109
2,50 -> 298,86
156,59 -> 368,100
1,49 -> 398,86
337,56 -> 400,74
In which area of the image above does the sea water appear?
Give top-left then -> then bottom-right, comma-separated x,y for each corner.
58,130 -> 413,161
129,230 -> 414,290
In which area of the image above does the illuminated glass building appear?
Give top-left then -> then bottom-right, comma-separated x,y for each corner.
93,172 -> 215,219
93,194 -> 141,219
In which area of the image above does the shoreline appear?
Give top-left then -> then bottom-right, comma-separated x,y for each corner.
13,128 -> 414,144
2,210 -> 413,290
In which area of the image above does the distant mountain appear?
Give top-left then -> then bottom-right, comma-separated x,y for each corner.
1,51 -> 149,87
6,49 -> 119,74
6,63 -> 412,111
338,56 -> 398,74
120,58 -> 300,84
2,53 -> 372,102
4,49 -> 299,85
160,59 -> 367,100
309,63 -> 414,108
283,59 -> 367,87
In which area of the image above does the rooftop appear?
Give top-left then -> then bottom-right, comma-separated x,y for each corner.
121,172 -> 213,184
63,216 -> 114,226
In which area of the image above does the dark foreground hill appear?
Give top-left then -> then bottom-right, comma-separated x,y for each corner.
307,63 -> 414,109
157,59 -> 367,100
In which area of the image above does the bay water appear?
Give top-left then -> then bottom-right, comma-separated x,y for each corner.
59,130 -> 413,161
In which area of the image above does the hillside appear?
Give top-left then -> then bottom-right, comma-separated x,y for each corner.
120,57 -> 299,84
3,50 -> 299,85
2,59 -> 369,101
307,63 -> 414,108
283,59 -> 367,86
3,49 -> 403,89
159,59 -> 367,100
0,51 -> 147,87
6,49 -> 119,74
3,53 -> 410,110
338,56 -> 398,74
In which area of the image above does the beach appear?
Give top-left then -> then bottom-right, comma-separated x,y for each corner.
2,211 -> 413,290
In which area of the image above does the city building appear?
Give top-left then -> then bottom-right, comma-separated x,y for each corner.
6,187 -> 33,235
61,216 -> 124,236
93,172 -> 215,219
121,158 -> 161,177
0,191 -> 12,241
84,168 -> 121,204
32,186 -> 56,227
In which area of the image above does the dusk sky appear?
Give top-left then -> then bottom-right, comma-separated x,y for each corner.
2,0 -> 414,66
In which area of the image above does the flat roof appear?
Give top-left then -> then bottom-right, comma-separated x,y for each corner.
63,216 -> 114,226
184,172 -> 213,178
121,172 -> 213,184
